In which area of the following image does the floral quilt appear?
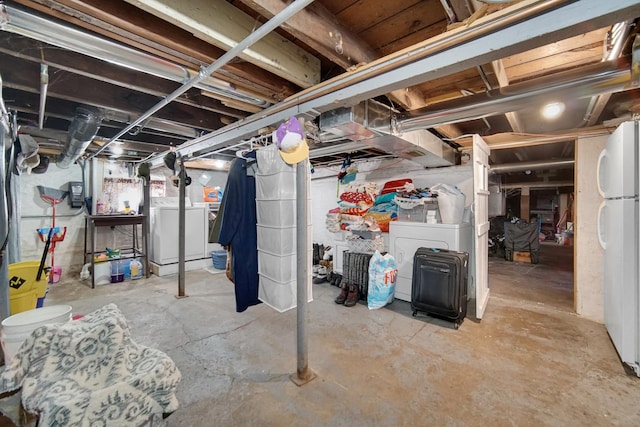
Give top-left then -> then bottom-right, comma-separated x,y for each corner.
0,304 -> 181,426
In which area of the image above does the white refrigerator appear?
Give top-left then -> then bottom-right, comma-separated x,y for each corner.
597,120 -> 640,376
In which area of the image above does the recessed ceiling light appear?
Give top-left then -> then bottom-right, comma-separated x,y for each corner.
542,102 -> 565,120
111,145 -> 124,155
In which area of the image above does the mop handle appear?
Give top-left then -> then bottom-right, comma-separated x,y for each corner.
36,228 -> 54,281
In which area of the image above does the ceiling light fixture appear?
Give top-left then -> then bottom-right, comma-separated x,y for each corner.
111,145 -> 124,155
542,102 -> 565,120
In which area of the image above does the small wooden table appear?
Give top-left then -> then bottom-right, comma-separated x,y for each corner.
84,214 -> 149,288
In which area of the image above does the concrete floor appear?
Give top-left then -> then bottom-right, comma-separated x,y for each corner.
24,244 -> 640,425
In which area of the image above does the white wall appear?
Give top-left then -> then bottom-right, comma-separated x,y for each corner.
575,134 -> 606,323
16,159 -> 228,276
310,158 -> 473,245
16,163 -> 87,273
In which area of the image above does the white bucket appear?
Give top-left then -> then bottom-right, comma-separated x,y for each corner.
1,305 -> 72,364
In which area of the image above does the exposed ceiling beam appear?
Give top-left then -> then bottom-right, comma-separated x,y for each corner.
0,55 -> 224,131
501,181 -> 574,189
0,35 -> 248,119
124,0 -> 321,88
238,0 -> 375,69
234,0 -> 427,110
490,59 -> 525,133
455,126 -> 611,150
149,0 -> 640,166
13,0 -> 300,101
398,57 -> 630,135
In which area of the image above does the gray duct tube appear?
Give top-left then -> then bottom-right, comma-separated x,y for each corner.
399,57 -> 631,132
57,106 -> 102,168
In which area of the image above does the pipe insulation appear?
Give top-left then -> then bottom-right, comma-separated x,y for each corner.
57,106 -> 102,168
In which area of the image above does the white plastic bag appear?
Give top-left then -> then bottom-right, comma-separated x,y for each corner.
431,183 -> 465,224
367,251 -> 398,310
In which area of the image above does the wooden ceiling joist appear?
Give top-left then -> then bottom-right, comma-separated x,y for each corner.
124,0 -> 321,88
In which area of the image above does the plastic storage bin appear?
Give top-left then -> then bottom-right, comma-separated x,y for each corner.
93,261 -> 111,286
397,205 -> 425,222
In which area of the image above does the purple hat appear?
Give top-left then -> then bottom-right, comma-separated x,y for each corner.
274,116 -> 309,164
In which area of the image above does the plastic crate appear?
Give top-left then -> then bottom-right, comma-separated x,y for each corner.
347,237 -> 384,254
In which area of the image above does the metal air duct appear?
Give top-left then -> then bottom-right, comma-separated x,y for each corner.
56,106 -> 102,168
319,100 -> 456,167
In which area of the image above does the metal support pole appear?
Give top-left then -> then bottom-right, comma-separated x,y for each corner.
290,160 -> 316,386
142,174 -> 150,279
176,157 -> 187,298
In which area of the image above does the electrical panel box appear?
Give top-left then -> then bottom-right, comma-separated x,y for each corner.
68,181 -> 84,208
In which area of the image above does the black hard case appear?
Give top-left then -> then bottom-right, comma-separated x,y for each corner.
411,247 -> 469,329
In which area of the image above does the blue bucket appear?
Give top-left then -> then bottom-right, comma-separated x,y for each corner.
211,250 -> 227,270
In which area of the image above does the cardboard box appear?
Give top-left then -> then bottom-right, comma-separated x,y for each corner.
513,251 -> 532,263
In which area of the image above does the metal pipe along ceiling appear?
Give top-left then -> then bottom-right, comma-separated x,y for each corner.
490,159 -> 574,173
154,0 -> 637,167
399,57 -> 632,132
89,0 -> 316,159
0,4 -> 269,108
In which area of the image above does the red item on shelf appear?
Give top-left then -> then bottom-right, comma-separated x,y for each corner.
381,179 -> 412,194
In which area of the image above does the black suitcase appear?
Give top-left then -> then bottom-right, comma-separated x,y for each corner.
411,247 -> 469,329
